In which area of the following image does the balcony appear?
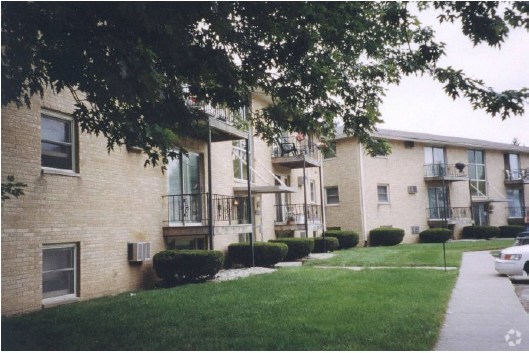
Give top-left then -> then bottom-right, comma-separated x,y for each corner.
506,207 -> 528,224
504,169 -> 529,185
186,99 -> 248,142
427,207 -> 472,225
274,204 -> 322,231
162,193 -> 252,237
424,164 -> 469,182
271,136 -> 321,169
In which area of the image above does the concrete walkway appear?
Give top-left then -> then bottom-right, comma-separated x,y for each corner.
435,251 -> 529,351
314,265 -> 457,271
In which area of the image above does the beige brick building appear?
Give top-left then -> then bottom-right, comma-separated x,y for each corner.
323,127 -> 529,245
1,90 -> 324,315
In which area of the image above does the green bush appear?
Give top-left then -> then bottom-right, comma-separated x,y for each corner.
153,250 -> 224,285
228,242 -> 288,267
499,225 -> 526,238
419,228 -> 451,243
269,238 -> 313,260
369,228 -> 405,246
323,230 -> 359,249
462,225 -> 500,239
313,237 -> 339,253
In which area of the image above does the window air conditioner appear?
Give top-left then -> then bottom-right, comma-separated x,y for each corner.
128,242 -> 151,262
408,186 -> 418,194
411,226 -> 420,234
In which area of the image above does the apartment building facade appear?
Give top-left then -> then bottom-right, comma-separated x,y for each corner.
1,89 -> 324,315
323,128 -> 529,245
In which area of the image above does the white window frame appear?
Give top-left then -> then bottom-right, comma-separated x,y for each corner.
377,184 -> 390,204
233,140 -> 249,182
41,111 -> 77,173
310,180 -> 316,203
42,243 -> 78,304
468,149 -> 487,197
325,186 -> 339,206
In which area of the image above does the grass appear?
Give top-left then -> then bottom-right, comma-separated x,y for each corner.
2,267 -> 456,350
307,238 -> 513,268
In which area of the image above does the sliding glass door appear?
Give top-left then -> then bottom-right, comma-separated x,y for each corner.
167,152 -> 202,224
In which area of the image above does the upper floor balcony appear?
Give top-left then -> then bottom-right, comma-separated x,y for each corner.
424,163 -> 469,182
162,193 -> 252,237
504,169 -> 529,185
274,203 -> 322,231
427,206 -> 472,225
186,98 -> 248,142
271,135 -> 321,169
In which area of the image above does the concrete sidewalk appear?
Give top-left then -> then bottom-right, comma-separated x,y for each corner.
436,251 -> 529,350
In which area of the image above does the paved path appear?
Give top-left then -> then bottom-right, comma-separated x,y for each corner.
435,251 -> 529,351
314,265 -> 457,271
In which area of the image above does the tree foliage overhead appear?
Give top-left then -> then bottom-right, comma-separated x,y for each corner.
2,2 -> 528,165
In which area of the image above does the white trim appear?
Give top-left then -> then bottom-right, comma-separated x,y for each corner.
41,167 -> 80,177
377,184 -> 390,204
358,143 -> 368,243
41,111 -> 77,172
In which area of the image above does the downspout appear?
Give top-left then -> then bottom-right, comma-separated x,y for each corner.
319,151 -> 326,232
245,107 -> 255,267
303,155 -> 309,238
207,124 -> 214,249
358,142 -> 368,247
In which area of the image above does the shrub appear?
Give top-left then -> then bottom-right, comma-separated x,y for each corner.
323,230 -> 359,249
369,228 -> 405,246
269,238 -> 313,260
462,226 -> 500,239
499,225 -> 526,238
228,242 -> 288,267
153,250 -> 224,285
419,228 -> 451,243
313,237 -> 339,253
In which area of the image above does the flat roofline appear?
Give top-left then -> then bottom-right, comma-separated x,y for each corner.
332,127 -> 529,153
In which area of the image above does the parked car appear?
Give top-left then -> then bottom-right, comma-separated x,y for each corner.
514,231 -> 529,246
495,244 -> 529,276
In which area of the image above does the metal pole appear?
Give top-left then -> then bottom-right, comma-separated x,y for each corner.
467,171 -> 476,239
443,241 -> 447,272
246,129 -> 254,267
303,156 -> 309,239
207,126 -> 214,249
319,164 -> 326,252
442,175 -> 447,231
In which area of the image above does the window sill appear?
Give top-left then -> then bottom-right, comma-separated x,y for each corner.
42,295 -> 79,308
378,202 -> 391,205
323,157 -> 337,161
326,203 -> 340,207
41,167 -> 80,177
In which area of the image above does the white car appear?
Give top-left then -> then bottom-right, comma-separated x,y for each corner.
495,244 -> 529,276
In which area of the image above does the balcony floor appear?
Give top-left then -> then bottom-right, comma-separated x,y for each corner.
271,155 -> 321,169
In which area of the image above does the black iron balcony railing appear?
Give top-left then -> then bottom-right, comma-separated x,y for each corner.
272,135 -> 321,160
424,164 -> 468,178
504,168 -> 529,181
507,207 -> 528,218
164,193 -> 249,225
185,98 -> 246,128
275,204 -> 322,224
427,207 -> 471,220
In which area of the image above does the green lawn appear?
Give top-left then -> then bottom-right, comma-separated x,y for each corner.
307,239 -> 513,268
2,267 -> 456,350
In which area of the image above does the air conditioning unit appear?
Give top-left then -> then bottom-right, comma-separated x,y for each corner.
297,176 -> 305,186
404,141 -> 415,149
411,226 -> 420,234
408,186 -> 418,194
128,242 -> 151,262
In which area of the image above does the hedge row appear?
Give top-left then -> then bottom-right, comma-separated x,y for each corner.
228,242 -> 288,267
269,238 -> 313,260
369,228 -> 405,246
323,230 -> 359,249
153,250 -> 224,285
419,228 -> 451,243
499,225 -> 526,238
313,237 -> 339,253
462,226 -> 500,239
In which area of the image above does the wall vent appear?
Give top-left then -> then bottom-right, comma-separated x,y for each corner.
404,141 -> 415,149
128,242 -> 151,262
411,226 -> 420,234
408,186 -> 418,194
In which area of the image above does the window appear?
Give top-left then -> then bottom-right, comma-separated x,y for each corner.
377,185 -> 389,203
504,153 -> 521,179
233,140 -> 248,181
468,150 -> 486,197
310,180 -> 316,203
323,142 -> 337,159
507,189 -> 524,218
327,227 -> 341,231
424,146 -> 445,176
168,236 -> 207,250
42,244 -> 77,302
41,114 -> 75,171
325,186 -> 339,205
167,151 -> 202,223
428,187 -> 450,219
